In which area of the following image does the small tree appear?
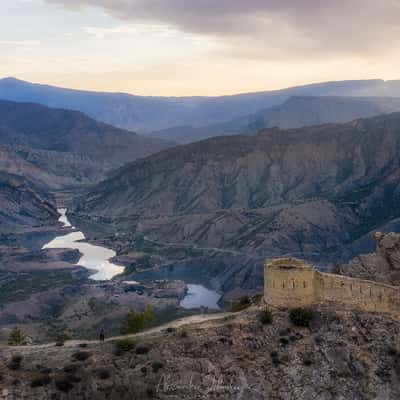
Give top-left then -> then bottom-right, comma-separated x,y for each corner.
8,327 -> 27,346
120,305 -> 156,335
289,308 -> 315,327
258,307 -> 273,325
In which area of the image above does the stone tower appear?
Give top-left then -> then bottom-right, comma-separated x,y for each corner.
264,258 -> 318,308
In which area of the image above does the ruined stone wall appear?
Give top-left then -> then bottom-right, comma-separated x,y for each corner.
264,258 -> 318,308
318,273 -> 400,317
265,258 -> 400,318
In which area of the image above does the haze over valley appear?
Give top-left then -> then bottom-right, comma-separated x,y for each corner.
3,1 -> 400,398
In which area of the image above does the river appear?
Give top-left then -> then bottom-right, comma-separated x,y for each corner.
42,209 -> 125,280
42,209 -> 222,308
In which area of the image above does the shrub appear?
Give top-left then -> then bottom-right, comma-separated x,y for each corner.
95,368 -> 111,380
179,329 -> 188,338
55,375 -> 74,392
151,361 -> 164,373
120,305 -> 156,335
114,338 -> 136,355
228,296 -> 252,313
71,351 -> 92,362
8,327 -> 27,346
36,365 -> 52,374
252,294 -> 263,305
135,344 -> 150,355
302,354 -> 314,366
258,308 -> 273,325
63,364 -> 79,375
289,307 -> 315,327
54,332 -> 72,346
7,355 -> 23,370
279,337 -> 289,346
30,375 -> 52,388
270,351 -> 280,366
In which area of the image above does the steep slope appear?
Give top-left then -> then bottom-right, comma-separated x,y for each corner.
0,147 -> 63,189
0,100 -> 172,188
76,112 -> 400,262
0,171 -> 58,234
2,77 -> 400,132
150,96 -> 400,143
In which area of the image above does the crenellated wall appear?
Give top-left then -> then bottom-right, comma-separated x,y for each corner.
264,258 -> 400,318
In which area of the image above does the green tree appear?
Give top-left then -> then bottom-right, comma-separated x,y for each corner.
120,305 -> 156,335
8,327 -> 27,346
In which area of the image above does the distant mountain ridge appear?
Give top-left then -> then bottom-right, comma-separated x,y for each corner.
0,100 -> 172,189
2,77 -> 400,132
150,96 -> 400,143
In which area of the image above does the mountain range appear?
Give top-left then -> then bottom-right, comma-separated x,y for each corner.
2,77 -> 400,133
0,100 -> 172,190
150,96 -> 400,143
77,112 -> 400,264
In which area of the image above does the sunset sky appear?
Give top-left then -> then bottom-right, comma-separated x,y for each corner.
2,0 -> 400,96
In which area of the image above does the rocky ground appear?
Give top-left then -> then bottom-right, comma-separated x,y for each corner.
1,305 -> 400,399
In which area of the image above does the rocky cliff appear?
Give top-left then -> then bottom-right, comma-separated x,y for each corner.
339,232 -> 400,286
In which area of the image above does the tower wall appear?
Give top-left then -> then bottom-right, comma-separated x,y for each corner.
264,257 -> 400,319
264,258 -> 317,308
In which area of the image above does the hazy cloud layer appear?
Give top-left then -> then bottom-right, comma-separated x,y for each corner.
46,0 -> 400,59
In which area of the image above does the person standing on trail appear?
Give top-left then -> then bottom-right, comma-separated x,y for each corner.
99,327 -> 105,343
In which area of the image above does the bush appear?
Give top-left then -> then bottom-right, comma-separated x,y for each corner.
179,329 -> 188,338
95,368 -> 111,380
63,364 -> 79,375
151,361 -> 164,373
252,294 -> 263,305
55,375 -> 74,392
7,355 -> 23,370
258,308 -> 273,325
30,375 -> 52,388
228,296 -> 252,313
54,332 -> 72,346
71,351 -> 92,362
135,344 -> 150,355
289,308 -> 315,327
8,327 -> 27,346
114,338 -> 136,355
120,305 -> 156,335
279,337 -> 289,346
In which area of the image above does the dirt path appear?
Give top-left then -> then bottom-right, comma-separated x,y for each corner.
3,312 -> 233,353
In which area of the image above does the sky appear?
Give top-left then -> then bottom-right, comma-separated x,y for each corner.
2,0 -> 400,96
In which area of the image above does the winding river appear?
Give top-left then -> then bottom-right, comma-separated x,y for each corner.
42,209 -> 125,280
43,209 -> 221,308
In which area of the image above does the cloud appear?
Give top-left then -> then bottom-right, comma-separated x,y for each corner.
45,0 -> 400,60
0,40 -> 41,47
83,23 -> 173,39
